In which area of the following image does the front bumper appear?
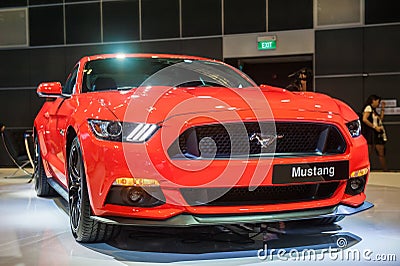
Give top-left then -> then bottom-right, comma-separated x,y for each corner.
78,118 -> 370,219
91,201 -> 374,227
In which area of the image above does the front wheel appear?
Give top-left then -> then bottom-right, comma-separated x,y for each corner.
68,137 -> 119,243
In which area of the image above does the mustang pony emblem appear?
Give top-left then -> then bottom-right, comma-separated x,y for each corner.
249,133 -> 284,148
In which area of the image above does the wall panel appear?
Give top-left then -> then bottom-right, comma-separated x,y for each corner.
268,0 -> 313,31
224,0 -> 266,34
103,1 -> 140,42
141,0 -> 179,40
315,28 -> 363,75
29,5 -> 64,46
65,3 -> 101,44
182,0 -> 221,37
365,0 -> 400,24
364,25 -> 400,73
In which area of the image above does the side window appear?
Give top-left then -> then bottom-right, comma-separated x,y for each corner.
63,66 -> 78,95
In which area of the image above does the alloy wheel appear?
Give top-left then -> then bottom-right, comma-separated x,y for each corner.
69,144 -> 83,233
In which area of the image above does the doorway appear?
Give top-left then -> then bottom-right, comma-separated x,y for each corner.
225,55 -> 313,91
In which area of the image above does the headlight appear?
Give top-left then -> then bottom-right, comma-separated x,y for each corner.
88,119 -> 159,142
346,119 -> 361,137
88,120 -> 122,141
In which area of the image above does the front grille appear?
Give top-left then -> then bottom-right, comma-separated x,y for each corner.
168,122 -> 346,159
180,182 -> 340,206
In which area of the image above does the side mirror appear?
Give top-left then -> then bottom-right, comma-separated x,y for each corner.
37,82 -> 63,98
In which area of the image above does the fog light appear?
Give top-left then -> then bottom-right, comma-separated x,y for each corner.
106,185 -> 166,207
345,176 -> 366,195
127,188 -> 143,202
350,178 -> 362,190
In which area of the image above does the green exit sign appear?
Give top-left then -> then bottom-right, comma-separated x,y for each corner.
257,36 -> 277,50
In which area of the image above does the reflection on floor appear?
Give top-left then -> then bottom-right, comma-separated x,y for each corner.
0,169 -> 399,265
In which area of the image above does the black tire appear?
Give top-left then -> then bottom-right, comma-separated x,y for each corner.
68,137 -> 119,243
34,135 -> 56,197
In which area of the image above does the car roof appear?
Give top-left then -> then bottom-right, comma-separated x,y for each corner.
83,53 -> 213,63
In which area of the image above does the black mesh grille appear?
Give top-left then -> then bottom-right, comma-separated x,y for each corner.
168,122 -> 346,159
180,182 -> 340,206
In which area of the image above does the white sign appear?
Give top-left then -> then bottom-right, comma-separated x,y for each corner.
377,107 -> 400,115
381,99 -> 397,108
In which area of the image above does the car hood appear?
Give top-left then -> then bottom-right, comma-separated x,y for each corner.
86,86 -> 353,124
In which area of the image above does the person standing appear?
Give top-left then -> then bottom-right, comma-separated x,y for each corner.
362,95 -> 388,171
286,68 -> 311,92
298,70 -> 308,92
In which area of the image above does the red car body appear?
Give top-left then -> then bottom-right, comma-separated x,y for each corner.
33,54 -> 372,242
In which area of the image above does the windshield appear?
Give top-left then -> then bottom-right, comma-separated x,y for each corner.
82,57 -> 256,92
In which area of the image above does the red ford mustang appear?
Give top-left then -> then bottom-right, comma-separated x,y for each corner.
33,54 -> 372,243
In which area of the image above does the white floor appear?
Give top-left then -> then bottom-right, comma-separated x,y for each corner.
0,169 -> 399,266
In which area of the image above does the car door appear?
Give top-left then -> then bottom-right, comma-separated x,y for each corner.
44,66 -> 79,186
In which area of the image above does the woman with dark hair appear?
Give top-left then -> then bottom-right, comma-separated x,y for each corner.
362,94 -> 388,171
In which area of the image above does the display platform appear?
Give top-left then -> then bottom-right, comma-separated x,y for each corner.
0,170 -> 399,265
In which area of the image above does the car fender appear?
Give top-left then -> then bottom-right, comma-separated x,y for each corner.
72,98 -> 120,207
